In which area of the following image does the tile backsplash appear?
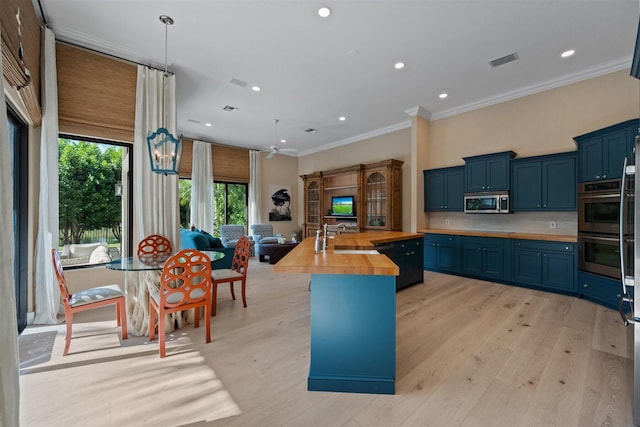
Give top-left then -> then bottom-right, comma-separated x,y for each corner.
428,211 -> 577,236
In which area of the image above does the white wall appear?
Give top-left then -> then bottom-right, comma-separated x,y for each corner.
260,151 -> 301,239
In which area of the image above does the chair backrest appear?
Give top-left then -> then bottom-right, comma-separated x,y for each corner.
220,225 -> 245,244
138,234 -> 172,257
231,236 -> 251,276
159,249 -> 212,308
250,224 -> 274,238
51,249 -> 71,305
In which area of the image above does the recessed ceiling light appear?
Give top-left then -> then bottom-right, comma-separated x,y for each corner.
561,49 -> 575,58
394,62 -> 405,70
339,116 -> 346,121
318,7 -> 331,18
251,86 -> 261,92
439,93 -> 448,99
205,123 -> 212,127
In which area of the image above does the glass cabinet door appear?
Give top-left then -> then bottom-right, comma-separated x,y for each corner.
366,172 -> 387,227
307,181 -> 320,225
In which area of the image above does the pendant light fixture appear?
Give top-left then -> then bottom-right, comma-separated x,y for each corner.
147,14 -> 183,175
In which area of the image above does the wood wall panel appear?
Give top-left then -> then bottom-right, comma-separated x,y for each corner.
56,43 -> 137,142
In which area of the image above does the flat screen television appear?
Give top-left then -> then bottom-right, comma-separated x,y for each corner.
331,195 -> 355,216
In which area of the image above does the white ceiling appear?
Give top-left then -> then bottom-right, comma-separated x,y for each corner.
37,0 -> 639,156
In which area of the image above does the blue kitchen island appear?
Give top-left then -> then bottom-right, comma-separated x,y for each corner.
274,231 -> 423,394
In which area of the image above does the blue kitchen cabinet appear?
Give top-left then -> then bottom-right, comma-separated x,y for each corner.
460,236 -> 510,281
463,151 -> 516,192
512,240 -> 576,293
574,119 -> 639,182
511,152 -> 576,211
423,234 -> 459,273
424,166 -> 464,211
377,238 -> 424,290
578,271 -> 621,309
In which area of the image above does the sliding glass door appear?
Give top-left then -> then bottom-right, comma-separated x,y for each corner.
8,107 -> 28,333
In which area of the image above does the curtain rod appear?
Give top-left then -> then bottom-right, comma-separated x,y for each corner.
36,0 -> 171,75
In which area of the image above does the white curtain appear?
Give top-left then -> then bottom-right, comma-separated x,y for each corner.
190,140 -> 213,232
131,66 -> 180,336
34,28 -> 60,324
248,150 -> 262,228
0,21 -> 21,427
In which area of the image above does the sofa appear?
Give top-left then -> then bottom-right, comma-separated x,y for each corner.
180,228 -> 235,269
220,224 -> 255,256
60,242 -> 111,266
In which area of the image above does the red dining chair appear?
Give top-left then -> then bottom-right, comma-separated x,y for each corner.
211,235 -> 251,316
149,249 -> 212,358
51,249 -> 128,355
138,234 -> 172,256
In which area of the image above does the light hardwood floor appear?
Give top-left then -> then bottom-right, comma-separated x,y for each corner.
19,259 -> 633,426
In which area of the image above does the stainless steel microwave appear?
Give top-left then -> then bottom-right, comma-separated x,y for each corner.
464,192 -> 510,213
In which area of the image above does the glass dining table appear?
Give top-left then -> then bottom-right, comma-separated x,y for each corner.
105,250 -> 225,336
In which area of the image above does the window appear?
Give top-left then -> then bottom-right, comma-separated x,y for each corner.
214,182 -> 248,235
178,179 -> 248,236
58,136 -> 131,268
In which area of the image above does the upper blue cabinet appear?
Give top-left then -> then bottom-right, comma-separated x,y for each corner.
574,119 -> 639,182
423,166 -> 464,211
511,152 -> 576,211
463,151 -> 516,192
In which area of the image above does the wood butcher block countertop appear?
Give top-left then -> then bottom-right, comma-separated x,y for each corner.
273,231 -> 423,276
419,228 -> 577,243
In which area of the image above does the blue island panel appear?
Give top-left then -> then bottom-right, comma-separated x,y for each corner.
308,273 -> 396,394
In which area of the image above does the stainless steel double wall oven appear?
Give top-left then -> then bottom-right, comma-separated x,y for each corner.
578,178 -> 634,279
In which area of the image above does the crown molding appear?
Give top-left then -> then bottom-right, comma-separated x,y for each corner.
404,106 -> 432,120
431,56 -> 632,121
298,120 -> 412,157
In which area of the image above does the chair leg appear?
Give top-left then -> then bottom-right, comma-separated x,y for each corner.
194,307 -> 200,329
241,278 -> 247,308
230,281 -> 236,300
159,307 -> 166,358
149,299 -> 156,342
63,311 -> 73,356
119,298 -> 128,340
204,303 -> 211,343
211,282 -> 218,316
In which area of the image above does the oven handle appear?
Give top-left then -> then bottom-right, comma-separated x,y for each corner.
580,235 -> 625,243
579,193 -> 622,199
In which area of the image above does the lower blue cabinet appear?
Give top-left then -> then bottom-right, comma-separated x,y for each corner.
424,234 -> 579,299
578,271 -> 621,309
512,240 -> 576,293
423,234 -> 459,273
460,236 -> 510,281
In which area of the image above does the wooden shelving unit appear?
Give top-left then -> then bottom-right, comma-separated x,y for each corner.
300,159 -> 403,237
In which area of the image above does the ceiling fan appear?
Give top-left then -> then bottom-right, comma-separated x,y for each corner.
265,119 -> 297,159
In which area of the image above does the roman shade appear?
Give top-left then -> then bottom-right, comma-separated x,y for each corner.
0,0 -> 41,125
56,43 -> 137,143
179,138 -> 249,183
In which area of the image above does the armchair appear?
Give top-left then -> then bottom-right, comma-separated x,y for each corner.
220,224 -> 255,256
250,224 -> 282,254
